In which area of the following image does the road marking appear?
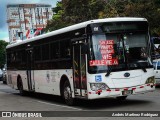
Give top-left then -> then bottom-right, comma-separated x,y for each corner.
37,100 -> 82,110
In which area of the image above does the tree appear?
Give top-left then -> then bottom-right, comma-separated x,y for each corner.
62,0 -> 105,23
45,0 -> 106,31
125,0 -> 160,36
45,1 -> 69,32
103,0 -> 160,36
46,0 -> 160,36
0,40 -> 8,68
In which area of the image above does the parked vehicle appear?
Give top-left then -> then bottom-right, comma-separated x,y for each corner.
2,68 -> 7,84
153,59 -> 160,86
0,69 -> 3,81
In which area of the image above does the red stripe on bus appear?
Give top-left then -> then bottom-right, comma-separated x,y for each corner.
106,89 -> 111,92
115,89 -> 120,91
124,88 -> 128,90
140,86 -> 144,88
147,84 -> 150,86
132,88 -> 136,90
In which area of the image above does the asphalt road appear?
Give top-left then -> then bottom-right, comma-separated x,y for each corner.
0,81 -> 160,120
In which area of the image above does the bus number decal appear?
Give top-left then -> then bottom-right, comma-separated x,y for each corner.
95,75 -> 102,82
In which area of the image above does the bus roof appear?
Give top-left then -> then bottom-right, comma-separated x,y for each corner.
6,17 -> 147,49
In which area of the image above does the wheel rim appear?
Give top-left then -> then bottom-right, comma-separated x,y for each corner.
64,86 -> 71,100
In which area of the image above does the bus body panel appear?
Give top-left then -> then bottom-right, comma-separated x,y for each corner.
34,69 -> 73,95
7,69 -> 74,96
7,70 -> 18,89
7,70 -> 28,90
110,69 -> 154,88
87,68 -> 155,99
87,85 -> 155,99
87,69 -> 154,88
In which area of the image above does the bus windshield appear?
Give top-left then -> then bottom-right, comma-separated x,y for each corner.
88,22 -> 152,74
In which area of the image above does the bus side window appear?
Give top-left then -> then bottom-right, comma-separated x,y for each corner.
55,42 -> 60,58
60,40 -> 71,58
42,44 -> 49,60
34,46 -> 41,61
50,42 -> 60,59
11,52 -> 16,62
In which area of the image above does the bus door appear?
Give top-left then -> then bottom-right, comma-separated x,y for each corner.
26,47 -> 35,91
72,41 -> 87,97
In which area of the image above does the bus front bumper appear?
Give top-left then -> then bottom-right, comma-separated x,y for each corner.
87,83 -> 155,99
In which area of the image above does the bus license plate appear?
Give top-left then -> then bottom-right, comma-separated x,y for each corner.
122,90 -> 132,95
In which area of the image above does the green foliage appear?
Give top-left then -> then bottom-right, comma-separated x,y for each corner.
102,0 -> 160,36
45,1 -> 69,32
0,40 -> 8,68
45,0 -> 160,36
45,0 -> 106,32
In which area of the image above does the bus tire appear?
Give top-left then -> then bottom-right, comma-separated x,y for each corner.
18,77 -> 26,96
63,80 -> 74,106
116,96 -> 127,101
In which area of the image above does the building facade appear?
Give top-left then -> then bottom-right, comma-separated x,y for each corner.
6,4 -> 53,42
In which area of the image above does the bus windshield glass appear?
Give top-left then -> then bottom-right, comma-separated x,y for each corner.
88,21 -> 152,73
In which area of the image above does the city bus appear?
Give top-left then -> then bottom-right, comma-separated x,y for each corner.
6,17 -> 155,105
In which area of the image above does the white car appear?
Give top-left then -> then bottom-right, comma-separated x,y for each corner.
153,59 -> 160,86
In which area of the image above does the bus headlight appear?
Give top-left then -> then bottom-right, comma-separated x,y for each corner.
145,76 -> 155,84
90,83 -> 108,91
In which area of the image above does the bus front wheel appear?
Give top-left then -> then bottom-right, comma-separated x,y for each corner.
116,96 -> 127,101
63,81 -> 74,106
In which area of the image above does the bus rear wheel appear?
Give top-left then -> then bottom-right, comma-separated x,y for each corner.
63,81 -> 74,106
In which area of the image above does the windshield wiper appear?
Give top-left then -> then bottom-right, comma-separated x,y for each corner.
136,62 -> 147,72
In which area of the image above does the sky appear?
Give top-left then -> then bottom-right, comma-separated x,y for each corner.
0,0 -> 59,42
